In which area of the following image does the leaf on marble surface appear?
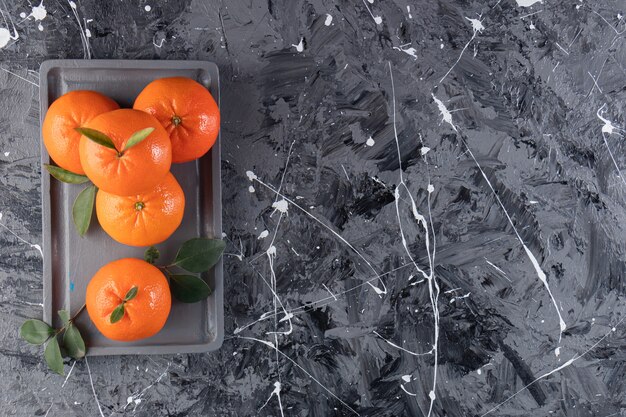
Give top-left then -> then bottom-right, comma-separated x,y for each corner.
44,337 -> 64,375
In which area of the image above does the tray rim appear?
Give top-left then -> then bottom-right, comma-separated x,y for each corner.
39,59 -> 224,356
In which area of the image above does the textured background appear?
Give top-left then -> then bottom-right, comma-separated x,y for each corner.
1,0 -> 625,416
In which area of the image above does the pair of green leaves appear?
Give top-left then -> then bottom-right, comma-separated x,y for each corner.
74,127 -> 155,154
45,127 -> 156,237
110,286 -> 138,324
144,238 -> 225,303
20,309 -> 86,375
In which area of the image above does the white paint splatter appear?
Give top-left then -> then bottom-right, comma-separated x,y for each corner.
393,43 -> 418,59
19,12 -> 26,19
85,28 -> 91,37
31,2 -> 47,21
361,0 -> 382,25
3,151 -> 9,157
597,104 -> 622,136
260,381 -> 285,416
38,23 -> 43,31
67,0 -> 91,58
373,330 -> 433,356
450,292 -> 471,303
365,136 -> 375,146
61,360 -> 76,388
239,336 -> 359,415
435,95 -> 567,341
246,170 -> 258,181
85,357 -> 105,417
123,364 -> 170,413
481,317 -> 625,416
0,4 -> 20,49
322,283 -> 337,300
432,94 -> 458,131
427,184 -> 434,193
144,5 -> 152,12
596,105 -> 625,186
248,185 -> 255,193
0,28 -> 11,48
554,347 -> 561,357
516,0 -> 542,7
466,17 -> 485,32
402,375 -> 411,382
388,62 -> 440,417
401,384 -> 418,396
324,14 -> 333,26
407,5 -> 412,19
440,17 -> 484,83
272,199 -> 289,214
152,36 -> 165,48
421,146 -> 431,155
258,230 -> 270,239
249,175 -> 387,294
126,396 -> 141,406
0,212 -> 43,256
292,37 -> 304,52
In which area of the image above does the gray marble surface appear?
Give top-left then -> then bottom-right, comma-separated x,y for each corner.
1,0 -> 626,416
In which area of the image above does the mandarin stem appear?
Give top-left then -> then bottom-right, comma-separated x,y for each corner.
70,303 -> 87,322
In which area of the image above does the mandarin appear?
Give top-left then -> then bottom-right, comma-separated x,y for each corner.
78,109 -> 172,196
42,90 -> 119,175
86,258 -> 171,342
133,77 -> 220,163
96,172 -> 185,247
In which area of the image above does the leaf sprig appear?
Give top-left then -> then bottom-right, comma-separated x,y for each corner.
144,238 -> 225,303
20,306 -> 86,375
110,286 -> 138,324
75,126 -> 155,155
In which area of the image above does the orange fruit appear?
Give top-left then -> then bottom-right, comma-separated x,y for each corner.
78,109 -> 172,196
133,77 -> 220,163
86,258 -> 171,341
42,90 -> 119,175
96,172 -> 185,247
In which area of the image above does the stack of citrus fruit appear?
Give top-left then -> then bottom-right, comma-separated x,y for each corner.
42,77 -> 220,342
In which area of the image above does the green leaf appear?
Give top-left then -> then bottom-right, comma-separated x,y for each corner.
20,319 -> 54,345
144,246 -> 160,264
63,324 -> 86,359
58,310 -> 70,327
172,238 -> 226,273
75,127 -> 117,150
44,337 -> 64,375
123,127 -> 154,151
110,304 -> 124,324
44,164 -> 90,184
124,286 -> 138,302
169,274 -> 212,303
72,185 -> 97,236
